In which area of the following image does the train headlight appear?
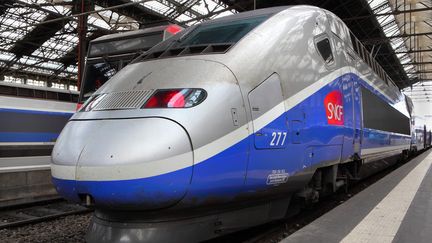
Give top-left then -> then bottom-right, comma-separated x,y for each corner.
143,89 -> 206,108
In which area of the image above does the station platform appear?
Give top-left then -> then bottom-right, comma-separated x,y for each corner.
282,149 -> 432,243
0,156 -> 57,207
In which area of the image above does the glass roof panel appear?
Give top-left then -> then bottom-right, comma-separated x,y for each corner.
0,0 -> 236,91
368,0 -> 417,80
0,6 -> 48,50
31,21 -> 78,60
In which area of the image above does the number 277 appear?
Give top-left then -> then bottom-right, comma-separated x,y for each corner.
270,132 -> 287,146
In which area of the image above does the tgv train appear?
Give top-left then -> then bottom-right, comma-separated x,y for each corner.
412,115 -> 432,152
51,6 -> 429,242
0,82 -> 76,158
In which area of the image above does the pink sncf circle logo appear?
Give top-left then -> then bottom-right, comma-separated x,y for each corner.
324,90 -> 344,125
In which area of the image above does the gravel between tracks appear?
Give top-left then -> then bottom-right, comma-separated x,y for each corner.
0,213 -> 91,243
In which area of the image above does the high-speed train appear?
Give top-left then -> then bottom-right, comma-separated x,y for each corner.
0,82 -> 76,158
51,6 -> 428,242
411,115 -> 431,152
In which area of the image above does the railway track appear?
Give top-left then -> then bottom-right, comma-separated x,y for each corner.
0,198 -> 91,229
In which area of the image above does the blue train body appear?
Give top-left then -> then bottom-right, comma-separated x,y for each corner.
0,95 -> 75,157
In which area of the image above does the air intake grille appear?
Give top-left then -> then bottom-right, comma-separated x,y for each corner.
92,90 -> 153,111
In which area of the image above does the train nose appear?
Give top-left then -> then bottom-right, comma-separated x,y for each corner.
51,118 -> 193,209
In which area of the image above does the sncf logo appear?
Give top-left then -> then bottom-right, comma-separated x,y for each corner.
324,90 -> 344,125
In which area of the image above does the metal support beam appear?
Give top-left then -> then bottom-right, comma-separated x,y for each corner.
395,49 -> 432,54
76,0 -> 89,90
362,32 -> 432,44
343,7 -> 432,21
407,71 -> 432,74
401,62 -> 432,65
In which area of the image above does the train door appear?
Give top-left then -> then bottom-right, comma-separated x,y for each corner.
352,76 -> 362,156
340,52 -> 362,161
245,73 -> 289,188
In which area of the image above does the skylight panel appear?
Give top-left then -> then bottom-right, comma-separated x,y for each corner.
32,21 -> 78,60
175,14 -> 192,22
0,6 -> 48,50
65,65 -> 78,74
0,51 -> 15,62
368,0 -> 417,80
93,5 -> 139,31
142,1 -> 171,15
88,15 -> 111,29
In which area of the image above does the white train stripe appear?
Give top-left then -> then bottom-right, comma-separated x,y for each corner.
0,165 -> 51,173
341,152 -> 432,242
52,66 -> 409,181
0,142 -> 56,146
0,95 -> 75,113
51,164 -> 76,181
52,151 -> 193,181
361,145 -> 411,156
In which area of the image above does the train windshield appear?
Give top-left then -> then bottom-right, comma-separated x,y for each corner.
140,15 -> 271,57
81,60 -> 120,101
79,25 -> 183,103
178,15 -> 269,46
88,32 -> 163,58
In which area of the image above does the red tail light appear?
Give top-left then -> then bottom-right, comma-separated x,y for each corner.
76,103 -> 83,111
144,89 -> 206,108
165,24 -> 183,35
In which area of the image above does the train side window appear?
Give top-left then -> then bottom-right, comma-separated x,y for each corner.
315,37 -> 334,66
362,87 -> 410,135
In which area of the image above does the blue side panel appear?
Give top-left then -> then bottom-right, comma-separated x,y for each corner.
53,165 -> 193,209
0,108 -> 73,117
0,108 -> 73,143
182,137 -> 250,204
0,132 -> 60,142
362,128 -> 390,148
244,74 -> 348,192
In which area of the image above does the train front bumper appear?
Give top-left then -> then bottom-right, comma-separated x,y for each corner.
51,117 -> 193,209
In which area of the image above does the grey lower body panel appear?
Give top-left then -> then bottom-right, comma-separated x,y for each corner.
86,197 -> 291,243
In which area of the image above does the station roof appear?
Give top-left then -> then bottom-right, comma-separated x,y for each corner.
0,0 -> 430,101
0,0 -> 236,90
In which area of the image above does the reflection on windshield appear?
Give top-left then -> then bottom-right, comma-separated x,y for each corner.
82,61 -> 119,100
178,15 -> 269,47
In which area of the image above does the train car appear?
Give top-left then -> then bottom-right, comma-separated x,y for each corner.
411,115 -> 427,152
51,6 -> 413,242
426,130 -> 432,148
79,24 -> 183,106
0,82 -> 76,158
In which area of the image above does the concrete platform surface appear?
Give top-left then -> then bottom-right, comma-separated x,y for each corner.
0,156 -> 56,207
281,150 -> 432,243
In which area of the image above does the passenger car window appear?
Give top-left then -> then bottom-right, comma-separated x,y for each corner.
316,38 -> 334,65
